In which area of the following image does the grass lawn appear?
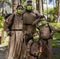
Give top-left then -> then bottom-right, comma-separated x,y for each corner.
53,55 -> 60,59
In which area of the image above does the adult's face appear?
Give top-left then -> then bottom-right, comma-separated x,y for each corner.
26,2 -> 32,12
17,6 -> 24,15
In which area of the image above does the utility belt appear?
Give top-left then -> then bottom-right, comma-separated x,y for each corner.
8,29 -> 23,36
24,24 -> 32,26
9,29 -> 23,31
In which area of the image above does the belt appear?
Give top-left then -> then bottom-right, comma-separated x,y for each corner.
24,24 -> 32,26
10,29 -> 23,31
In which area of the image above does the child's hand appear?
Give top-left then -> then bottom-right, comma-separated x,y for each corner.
34,51 -> 39,56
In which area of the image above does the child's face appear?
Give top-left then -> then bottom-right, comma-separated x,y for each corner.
33,33 -> 39,42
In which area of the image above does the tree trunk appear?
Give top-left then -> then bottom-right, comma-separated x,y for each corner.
36,0 -> 39,12
20,0 -> 22,4
2,0 -> 4,16
12,0 -> 19,13
40,0 -> 43,15
58,0 -> 60,22
36,0 -> 43,15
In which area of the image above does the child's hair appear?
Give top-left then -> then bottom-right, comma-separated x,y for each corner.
39,15 -> 45,19
39,15 -> 46,21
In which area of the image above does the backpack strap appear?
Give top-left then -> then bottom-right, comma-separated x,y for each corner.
47,23 -> 52,33
21,14 -> 24,20
8,14 -> 15,31
21,11 -> 26,20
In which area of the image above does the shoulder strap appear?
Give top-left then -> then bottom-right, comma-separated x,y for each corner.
22,14 -> 24,20
8,14 -> 15,31
47,23 -> 52,33
21,12 -> 25,20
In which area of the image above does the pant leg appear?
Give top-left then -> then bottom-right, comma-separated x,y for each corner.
47,39 -> 52,59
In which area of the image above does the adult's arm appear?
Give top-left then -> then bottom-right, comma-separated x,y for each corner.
4,14 -> 13,32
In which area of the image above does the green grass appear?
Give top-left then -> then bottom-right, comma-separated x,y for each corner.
53,55 -> 60,59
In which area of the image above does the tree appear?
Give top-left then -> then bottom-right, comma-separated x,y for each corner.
36,0 -> 43,15
20,0 -> 22,4
36,0 -> 40,12
58,0 -> 60,22
12,0 -> 19,13
40,0 -> 43,15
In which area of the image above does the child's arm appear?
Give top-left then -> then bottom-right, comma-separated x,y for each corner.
32,19 -> 40,25
27,40 -> 33,52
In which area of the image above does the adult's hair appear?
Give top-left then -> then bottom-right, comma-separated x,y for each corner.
27,1 -> 32,3
17,5 -> 24,9
26,0 -> 32,6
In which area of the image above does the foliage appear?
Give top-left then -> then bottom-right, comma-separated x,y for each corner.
0,0 -> 12,7
0,16 -> 4,28
50,23 -> 60,47
50,23 -> 60,28
44,6 -> 58,22
22,0 -> 26,6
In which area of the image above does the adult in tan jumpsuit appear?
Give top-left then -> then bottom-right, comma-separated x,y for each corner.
4,5 -> 24,59
21,1 -> 40,59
